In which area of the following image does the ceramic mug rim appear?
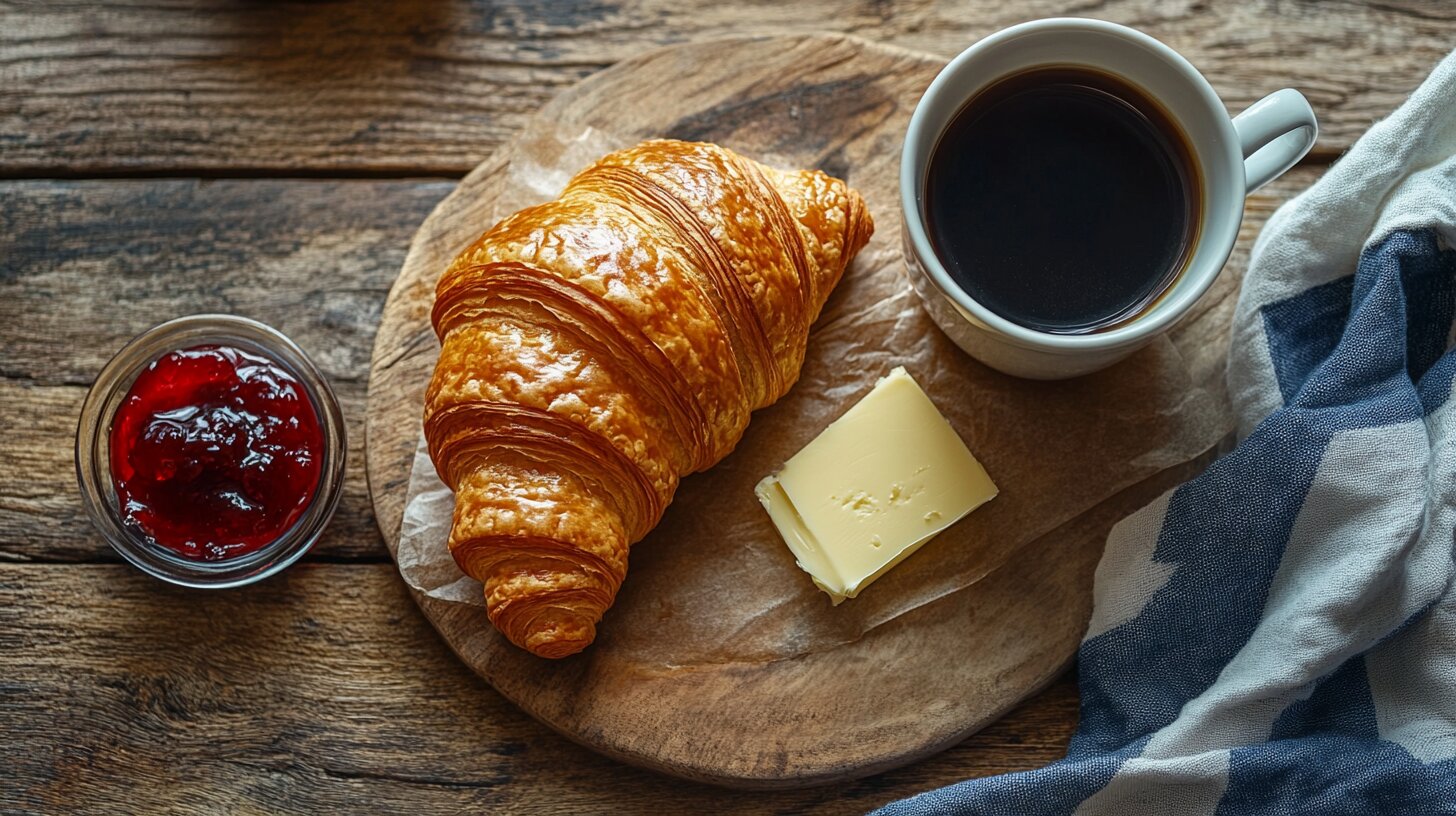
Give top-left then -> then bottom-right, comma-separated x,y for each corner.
899,17 -> 1246,352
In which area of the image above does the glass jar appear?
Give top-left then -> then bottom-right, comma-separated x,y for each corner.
75,314 -> 346,588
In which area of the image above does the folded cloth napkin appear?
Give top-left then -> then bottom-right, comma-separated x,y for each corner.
878,51 -> 1456,815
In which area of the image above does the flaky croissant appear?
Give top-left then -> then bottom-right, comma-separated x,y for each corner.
425,139 -> 873,658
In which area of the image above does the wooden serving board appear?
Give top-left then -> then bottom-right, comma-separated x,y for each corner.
366,34 -> 1230,788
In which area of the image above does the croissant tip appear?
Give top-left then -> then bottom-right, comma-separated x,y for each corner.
510,608 -> 599,659
527,636 -> 592,660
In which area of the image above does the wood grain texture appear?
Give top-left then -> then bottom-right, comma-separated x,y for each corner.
4,0 -> 1452,175
364,33 -> 1320,788
3,0 -> 1417,806
0,563 -> 1080,815
0,179 -> 450,562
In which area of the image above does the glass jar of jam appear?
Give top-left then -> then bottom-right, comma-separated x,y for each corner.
76,315 -> 346,587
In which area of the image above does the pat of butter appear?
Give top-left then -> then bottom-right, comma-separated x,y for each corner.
755,366 -> 997,604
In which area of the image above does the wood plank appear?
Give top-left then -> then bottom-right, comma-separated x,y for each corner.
0,179 -> 453,562
3,0 -> 1449,174
0,563 -> 1079,813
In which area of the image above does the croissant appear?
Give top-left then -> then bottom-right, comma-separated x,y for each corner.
424,139 -> 873,657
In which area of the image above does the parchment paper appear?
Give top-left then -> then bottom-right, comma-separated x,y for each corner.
396,124 -> 1232,667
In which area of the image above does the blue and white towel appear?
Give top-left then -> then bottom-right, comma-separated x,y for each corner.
881,51 -> 1456,815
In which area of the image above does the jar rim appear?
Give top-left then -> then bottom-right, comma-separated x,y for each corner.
75,314 -> 347,588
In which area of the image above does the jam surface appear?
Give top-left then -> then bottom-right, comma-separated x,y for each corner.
110,345 -> 323,561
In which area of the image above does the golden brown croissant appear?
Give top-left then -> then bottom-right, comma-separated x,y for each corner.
424,139 -> 873,658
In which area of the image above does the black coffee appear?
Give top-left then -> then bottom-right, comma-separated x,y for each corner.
925,67 -> 1200,334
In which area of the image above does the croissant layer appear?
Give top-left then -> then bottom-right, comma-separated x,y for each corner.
425,139 -> 873,657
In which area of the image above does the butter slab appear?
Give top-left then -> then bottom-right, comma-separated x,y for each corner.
755,366 -> 997,604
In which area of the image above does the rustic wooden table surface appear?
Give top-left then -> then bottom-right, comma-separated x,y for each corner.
3,2 -> 1452,813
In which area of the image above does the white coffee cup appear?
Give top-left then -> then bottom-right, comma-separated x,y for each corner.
901,18 -> 1317,379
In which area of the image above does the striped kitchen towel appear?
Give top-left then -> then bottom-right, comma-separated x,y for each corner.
879,50 -> 1456,815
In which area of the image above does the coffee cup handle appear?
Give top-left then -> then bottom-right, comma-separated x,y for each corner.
1232,89 -> 1319,193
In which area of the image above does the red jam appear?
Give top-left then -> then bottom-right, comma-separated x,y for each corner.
109,345 -> 324,561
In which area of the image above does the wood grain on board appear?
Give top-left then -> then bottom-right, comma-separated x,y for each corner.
3,0 -> 1451,175
363,33 -> 1316,788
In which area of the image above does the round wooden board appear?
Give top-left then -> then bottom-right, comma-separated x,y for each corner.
366,33 -> 1213,789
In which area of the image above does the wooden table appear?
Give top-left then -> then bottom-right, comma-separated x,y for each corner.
3,2 -> 1449,812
